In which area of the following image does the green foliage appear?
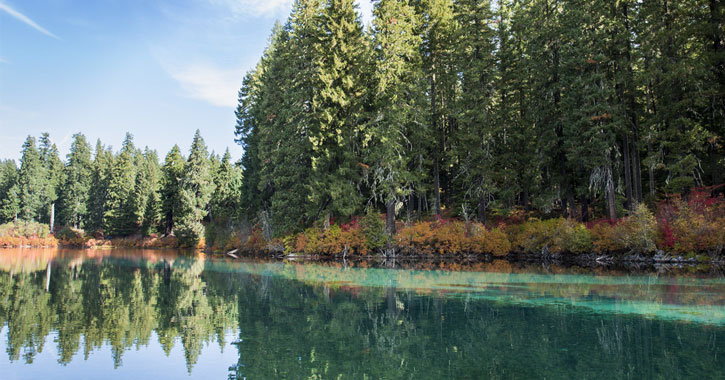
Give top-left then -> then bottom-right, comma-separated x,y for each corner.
174,130 -> 213,246
508,218 -> 592,255
360,211 -> 388,252
86,140 -> 114,232
38,132 -> 65,224
17,136 -> 46,221
0,220 -> 50,238
210,149 -> 242,225
0,159 -> 19,223
103,133 -> 139,235
58,133 -> 93,228
618,204 -> 657,254
161,145 -> 185,234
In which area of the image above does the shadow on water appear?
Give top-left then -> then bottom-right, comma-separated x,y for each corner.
0,248 -> 723,379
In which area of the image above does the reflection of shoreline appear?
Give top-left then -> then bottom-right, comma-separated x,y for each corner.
204,259 -> 725,326
0,248 -> 201,273
2,249 -> 725,326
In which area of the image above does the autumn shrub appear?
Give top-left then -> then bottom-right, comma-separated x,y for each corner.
553,219 -> 593,254
589,222 -> 625,254
0,221 -> 50,238
664,206 -> 724,254
465,223 -> 511,256
507,218 -> 561,254
395,221 -> 436,254
291,224 -> 370,256
56,226 -> 86,246
242,227 -> 268,252
655,188 -> 725,254
615,204 -> 657,254
589,204 -> 657,254
0,221 -> 57,247
396,220 -> 511,256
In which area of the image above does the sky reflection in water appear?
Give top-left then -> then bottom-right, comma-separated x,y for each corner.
1,248 -> 723,379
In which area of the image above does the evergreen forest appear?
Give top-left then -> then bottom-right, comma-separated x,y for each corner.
235,0 -> 724,235
1,0 -> 723,249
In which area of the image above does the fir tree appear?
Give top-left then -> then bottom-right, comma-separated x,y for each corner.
175,130 -> 213,246
58,133 -> 93,228
161,145 -> 185,235
103,133 -> 138,236
209,149 -> 243,227
368,0 -> 425,233
17,136 -> 45,221
38,133 -> 65,225
0,160 -> 19,223
86,140 -> 114,232
306,0 -> 369,226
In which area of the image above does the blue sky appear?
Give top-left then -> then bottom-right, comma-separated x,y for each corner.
0,0 -> 373,162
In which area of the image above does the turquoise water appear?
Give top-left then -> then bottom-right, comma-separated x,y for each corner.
0,248 -> 723,379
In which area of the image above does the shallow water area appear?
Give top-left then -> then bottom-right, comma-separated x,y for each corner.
1,248 -> 724,379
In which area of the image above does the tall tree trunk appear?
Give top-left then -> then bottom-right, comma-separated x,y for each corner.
49,202 -> 55,233
622,136 -> 634,211
606,158 -> 617,220
386,196 -> 396,235
622,0 -> 643,203
477,195 -> 486,223
431,73 -> 441,216
632,132 -> 643,202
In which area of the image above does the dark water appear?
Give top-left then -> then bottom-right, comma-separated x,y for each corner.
1,248 -> 724,379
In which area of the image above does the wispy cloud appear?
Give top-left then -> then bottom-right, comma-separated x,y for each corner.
208,0 -> 372,21
161,61 -> 243,108
0,2 -> 60,39
0,57 -> 8,64
208,0 -> 293,17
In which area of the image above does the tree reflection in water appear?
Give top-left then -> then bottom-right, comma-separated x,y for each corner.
0,249 -> 723,379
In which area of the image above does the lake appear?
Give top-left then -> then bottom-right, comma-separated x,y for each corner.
1,248 -> 723,379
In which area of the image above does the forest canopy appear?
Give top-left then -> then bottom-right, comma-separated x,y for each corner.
1,0 -> 723,244
235,0 -> 724,236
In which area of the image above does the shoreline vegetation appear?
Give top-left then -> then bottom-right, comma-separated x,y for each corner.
1,1 -> 724,272
2,190 -> 723,266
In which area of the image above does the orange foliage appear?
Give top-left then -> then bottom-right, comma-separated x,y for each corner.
656,187 -> 725,254
396,221 -> 510,256
290,225 -> 370,256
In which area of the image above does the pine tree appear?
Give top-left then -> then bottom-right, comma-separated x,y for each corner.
161,145 -> 185,235
103,133 -> 138,236
416,0 -> 457,216
17,136 -> 45,221
133,148 -> 161,236
305,0 -> 370,226
86,140 -> 114,233
38,133 -> 64,225
235,70 -> 265,219
368,0 -> 425,233
175,130 -> 213,246
450,0 -> 497,220
0,160 -> 19,223
210,149 -> 242,225
58,133 -> 93,228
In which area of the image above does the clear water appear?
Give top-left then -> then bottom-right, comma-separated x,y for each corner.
1,248 -> 723,379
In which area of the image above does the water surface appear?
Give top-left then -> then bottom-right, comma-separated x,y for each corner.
1,248 -> 723,379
